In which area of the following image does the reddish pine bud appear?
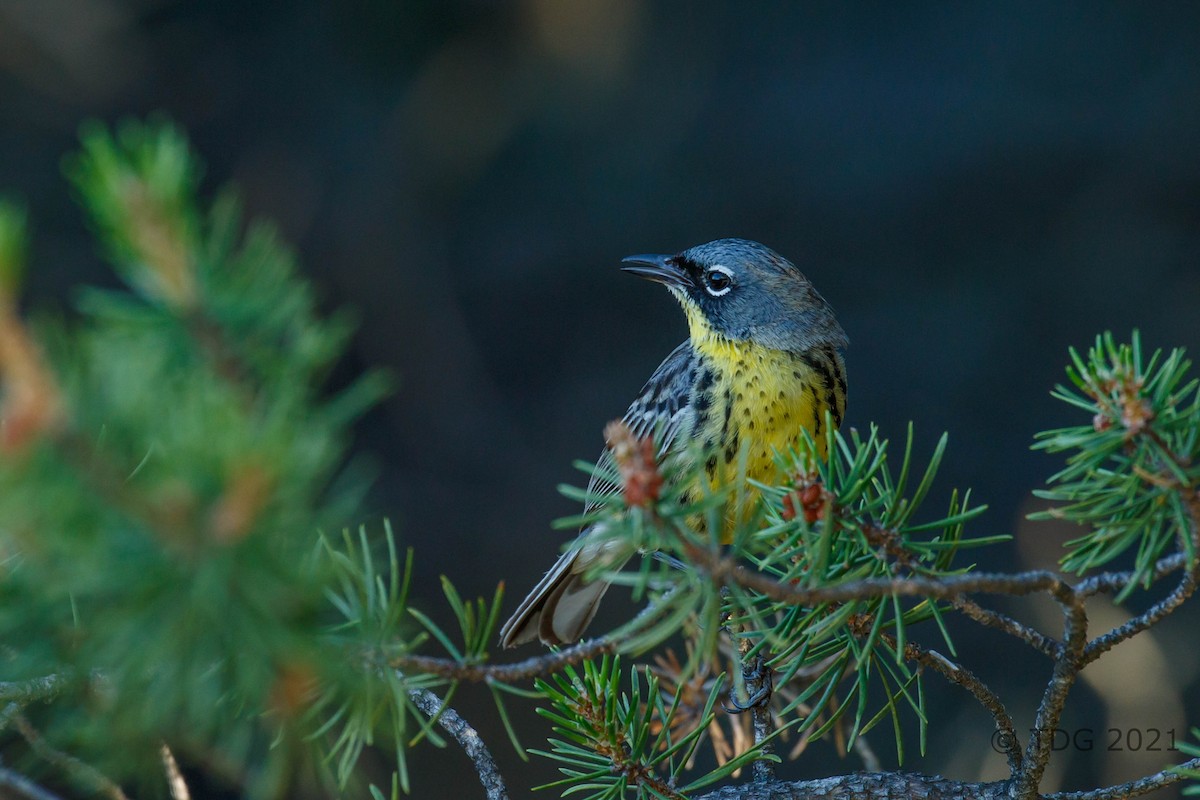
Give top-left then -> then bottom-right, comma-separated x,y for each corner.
605,420 -> 663,507
0,312 -> 64,453
210,463 -> 274,543
782,479 -> 830,524
269,661 -> 319,718
1121,396 -> 1153,436
781,493 -> 797,521
800,483 -> 827,523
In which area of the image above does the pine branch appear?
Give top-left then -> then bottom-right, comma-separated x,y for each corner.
696,552 -> 1070,606
407,687 -> 508,800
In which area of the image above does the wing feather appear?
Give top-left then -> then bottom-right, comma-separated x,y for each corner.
583,341 -> 697,513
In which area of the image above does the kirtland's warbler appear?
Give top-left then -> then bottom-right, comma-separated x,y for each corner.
499,238 -> 847,648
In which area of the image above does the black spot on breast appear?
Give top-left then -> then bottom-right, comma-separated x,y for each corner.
705,455 -> 717,476
721,389 -> 734,437
724,431 -> 740,464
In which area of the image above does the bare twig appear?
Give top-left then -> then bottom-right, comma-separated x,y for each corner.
745,654 -> 774,784
1044,756 -> 1200,800
1083,498 -> 1200,664
683,755 -> 1200,800
392,587 -> 681,683
393,637 -> 615,684
0,674 -> 70,706
1083,568 -> 1198,665
1016,587 -> 1087,800
407,687 -> 508,800
690,772 -> 1012,800
0,701 -> 20,730
0,766 -> 66,800
1076,553 -> 1186,597
13,713 -> 129,800
901,642 -> 1022,775
729,633 -> 774,783
950,596 -> 1059,658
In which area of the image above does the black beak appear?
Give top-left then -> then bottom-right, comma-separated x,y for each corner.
620,253 -> 693,288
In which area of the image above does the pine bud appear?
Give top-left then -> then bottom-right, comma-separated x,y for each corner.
604,420 -> 663,507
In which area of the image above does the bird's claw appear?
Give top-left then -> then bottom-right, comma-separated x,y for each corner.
722,664 -> 773,713
722,684 -> 772,714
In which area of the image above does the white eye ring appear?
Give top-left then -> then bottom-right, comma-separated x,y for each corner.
702,264 -> 734,297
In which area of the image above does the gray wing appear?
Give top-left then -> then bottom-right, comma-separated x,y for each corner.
583,341 -> 698,514
498,342 -> 699,647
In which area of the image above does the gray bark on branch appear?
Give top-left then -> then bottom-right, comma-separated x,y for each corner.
407,686 -> 509,800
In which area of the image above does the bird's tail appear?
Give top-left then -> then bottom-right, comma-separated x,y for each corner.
499,538 -> 628,648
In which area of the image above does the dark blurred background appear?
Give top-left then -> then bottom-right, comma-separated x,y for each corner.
2,1 -> 1199,797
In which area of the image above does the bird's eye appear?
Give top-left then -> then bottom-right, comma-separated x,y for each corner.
703,268 -> 733,296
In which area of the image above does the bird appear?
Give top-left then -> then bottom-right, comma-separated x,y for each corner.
499,238 -> 847,648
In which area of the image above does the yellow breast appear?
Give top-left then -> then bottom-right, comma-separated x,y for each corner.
682,301 -> 846,494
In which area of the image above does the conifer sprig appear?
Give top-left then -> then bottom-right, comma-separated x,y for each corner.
0,119 -> 390,794
531,655 -> 770,800
1032,332 -> 1200,594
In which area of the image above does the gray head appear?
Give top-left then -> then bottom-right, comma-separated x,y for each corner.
621,238 -> 847,353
